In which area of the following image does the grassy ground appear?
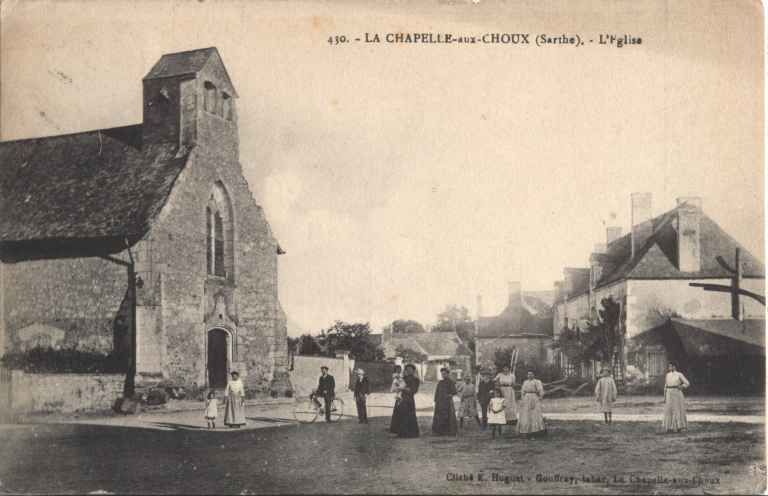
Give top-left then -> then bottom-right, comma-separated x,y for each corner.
0,415 -> 763,494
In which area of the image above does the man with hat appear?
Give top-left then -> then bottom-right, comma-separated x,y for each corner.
316,366 -> 336,422
477,368 -> 494,430
353,368 -> 371,423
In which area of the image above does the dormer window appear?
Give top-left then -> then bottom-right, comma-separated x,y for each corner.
204,81 -> 217,113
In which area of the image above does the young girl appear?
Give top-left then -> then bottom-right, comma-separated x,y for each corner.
594,368 -> 618,425
457,375 -> 481,429
205,391 -> 218,429
487,389 -> 506,438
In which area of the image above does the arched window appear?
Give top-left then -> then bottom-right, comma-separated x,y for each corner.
204,81 -> 217,113
206,207 -> 213,274
205,182 -> 235,281
221,92 -> 232,120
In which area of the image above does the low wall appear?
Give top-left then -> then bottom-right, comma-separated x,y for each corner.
290,356 -> 351,397
3,371 -> 124,414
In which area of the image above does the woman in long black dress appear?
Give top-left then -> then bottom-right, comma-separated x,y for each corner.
431,367 -> 458,435
396,364 -> 420,438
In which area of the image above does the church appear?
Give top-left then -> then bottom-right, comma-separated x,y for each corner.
0,48 -> 291,395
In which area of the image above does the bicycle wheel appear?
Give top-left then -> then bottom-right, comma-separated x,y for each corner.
293,399 -> 318,423
329,398 -> 344,422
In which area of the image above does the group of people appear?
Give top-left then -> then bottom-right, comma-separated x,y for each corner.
202,360 -> 691,435
431,365 -> 547,438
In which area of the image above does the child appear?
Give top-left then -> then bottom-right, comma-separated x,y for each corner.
457,375 -> 481,429
487,389 -> 506,438
594,368 -> 618,425
205,390 -> 218,429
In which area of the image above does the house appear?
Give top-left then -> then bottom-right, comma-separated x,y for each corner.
0,48 -> 291,395
475,282 -> 554,372
552,194 -> 765,390
381,328 -> 473,381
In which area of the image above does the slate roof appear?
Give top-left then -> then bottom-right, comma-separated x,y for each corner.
476,293 -> 554,338
388,332 -> 472,358
144,47 -> 238,97
0,125 -> 189,244
568,205 -> 764,298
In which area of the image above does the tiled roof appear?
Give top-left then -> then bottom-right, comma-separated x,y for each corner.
567,206 -> 765,299
388,332 -> 472,357
0,125 -> 188,247
476,294 -> 553,338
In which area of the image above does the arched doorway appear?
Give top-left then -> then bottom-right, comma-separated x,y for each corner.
207,328 -> 230,388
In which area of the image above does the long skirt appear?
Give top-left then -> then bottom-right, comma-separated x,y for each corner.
518,393 -> 545,434
500,386 -> 517,422
662,389 -> 687,431
397,397 -> 420,438
224,393 -> 246,426
432,399 -> 457,435
389,399 -> 402,434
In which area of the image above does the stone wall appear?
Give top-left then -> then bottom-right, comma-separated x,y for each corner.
5,371 -> 123,414
1,255 -> 131,355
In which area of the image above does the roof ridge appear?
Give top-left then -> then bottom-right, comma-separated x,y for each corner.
0,124 -> 142,146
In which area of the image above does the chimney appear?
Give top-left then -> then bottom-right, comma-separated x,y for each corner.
508,281 -> 523,307
476,294 -> 483,320
676,197 -> 702,272
606,226 -> 622,244
631,193 -> 653,259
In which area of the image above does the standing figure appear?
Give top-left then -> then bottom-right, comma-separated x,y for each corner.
662,362 -> 690,433
315,366 -> 336,422
594,368 -> 618,424
353,368 -> 370,424
457,375 -> 481,429
204,390 -> 218,429
487,389 -> 506,438
495,364 -> 517,424
389,365 -> 404,434
224,371 -> 246,428
432,368 -> 458,436
395,364 -> 421,438
477,370 -> 494,430
518,370 -> 545,437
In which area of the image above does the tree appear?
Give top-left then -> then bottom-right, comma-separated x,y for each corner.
493,346 -> 517,372
395,344 -> 428,365
289,334 -> 323,356
433,304 -> 476,366
584,296 -> 622,363
387,319 -> 426,334
320,321 -> 384,362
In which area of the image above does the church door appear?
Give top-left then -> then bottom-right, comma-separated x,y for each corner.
208,329 -> 229,388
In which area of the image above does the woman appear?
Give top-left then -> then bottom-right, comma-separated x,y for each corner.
662,362 -> 690,433
224,371 -> 246,428
518,370 -> 545,436
389,365 -> 404,434
395,364 -> 420,438
457,375 -> 481,429
432,368 -> 458,435
494,364 -> 517,424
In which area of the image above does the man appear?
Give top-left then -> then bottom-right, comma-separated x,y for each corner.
316,366 -> 336,422
477,369 -> 494,430
353,368 -> 371,424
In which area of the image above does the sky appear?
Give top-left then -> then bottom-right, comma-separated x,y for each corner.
1,0 -> 763,334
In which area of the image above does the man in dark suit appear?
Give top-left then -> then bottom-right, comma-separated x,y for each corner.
316,366 -> 336,422
353,368 -> 371,423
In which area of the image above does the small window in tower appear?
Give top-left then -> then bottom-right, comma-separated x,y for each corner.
204,81 -> 217,113
206,207 -> 213,275
214,212 -> 225,277
222,93 -> 232,121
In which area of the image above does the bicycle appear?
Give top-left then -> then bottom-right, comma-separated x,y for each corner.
292,391 -> 345,423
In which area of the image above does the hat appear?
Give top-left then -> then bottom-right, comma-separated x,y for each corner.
320,366 -> 329,371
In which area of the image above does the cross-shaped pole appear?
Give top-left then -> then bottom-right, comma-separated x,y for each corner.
689,248 -> 765,319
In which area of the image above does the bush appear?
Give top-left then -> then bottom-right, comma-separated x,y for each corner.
0,346 -> 124,373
